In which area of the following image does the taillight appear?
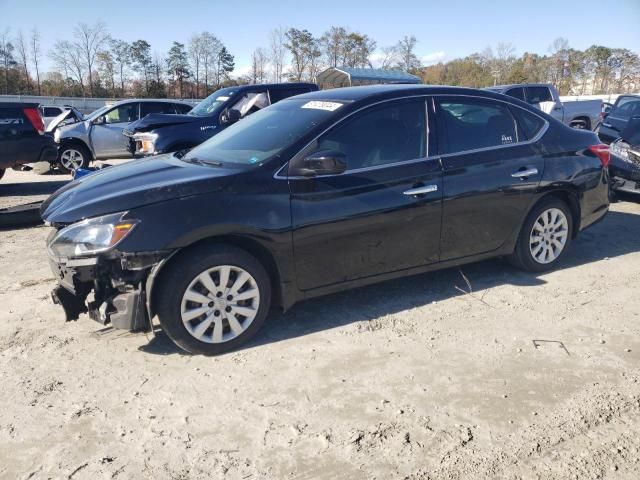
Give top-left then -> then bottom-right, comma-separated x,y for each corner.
23,107 -> 45,135
589,144 -> 610,167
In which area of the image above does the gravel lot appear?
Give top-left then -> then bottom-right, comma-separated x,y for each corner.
1,166 -> 639,479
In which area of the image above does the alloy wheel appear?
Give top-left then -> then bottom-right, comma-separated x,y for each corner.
60,149 -> 84,171
180,265 -> 260,344
529,208 -> 569,264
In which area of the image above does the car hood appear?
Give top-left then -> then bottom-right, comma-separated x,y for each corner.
124,113 -> 204,135
45,107 -> 84,133
41,154 -> 237,224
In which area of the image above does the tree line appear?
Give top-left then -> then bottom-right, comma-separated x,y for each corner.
0,21 -> 638,99
419,39 -> 640,95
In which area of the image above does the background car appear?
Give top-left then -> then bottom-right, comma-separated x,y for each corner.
0,102 -> 57,181
52,99 -> 193,172
609,117 -> 640,195
123,83 -> 318,157
486,83 -> 602,130
39,105 -> 71,128
42,85 -> 610,355
597,94 -> 640,144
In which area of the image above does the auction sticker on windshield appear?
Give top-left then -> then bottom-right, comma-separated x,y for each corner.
301,101 -> 343,111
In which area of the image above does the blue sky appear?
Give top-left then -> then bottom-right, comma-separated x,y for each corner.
2,0 -> 639,75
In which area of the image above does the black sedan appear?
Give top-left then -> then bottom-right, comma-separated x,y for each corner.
41,85 -> 611,355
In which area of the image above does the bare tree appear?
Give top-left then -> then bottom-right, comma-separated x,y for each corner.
495,42 -> 516,84
74,21 -> 109,97
379,45 -> 399,69
201,32 -> 223,94
15,30 -> 31,93
396,35 -> 421,72
30,28 -> 42,95
269,27 -> 287,82
50,40 -> 86,95
111,39 -> 130,97
188,34 -> 204,97
250,47 -> 268,84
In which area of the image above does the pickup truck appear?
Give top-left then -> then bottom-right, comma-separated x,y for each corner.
123,83 -> 318,157
597,95 -> 640,144
485,83 -> 602,130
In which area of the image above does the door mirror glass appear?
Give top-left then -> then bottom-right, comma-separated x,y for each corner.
302,150 -> 347,176
92,115 -> 106,125
602,102 -> 613,117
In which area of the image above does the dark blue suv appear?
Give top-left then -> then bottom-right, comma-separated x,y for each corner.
124,83 -> 318,157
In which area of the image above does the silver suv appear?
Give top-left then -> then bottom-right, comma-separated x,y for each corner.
51,99 -> 192,172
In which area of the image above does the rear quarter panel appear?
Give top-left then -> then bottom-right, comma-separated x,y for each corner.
539,124 -> 609,231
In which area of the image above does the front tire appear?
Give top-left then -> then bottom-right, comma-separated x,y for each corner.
155,245 -> 271,355
58,143 -> 91,173
510,197 -> 573,272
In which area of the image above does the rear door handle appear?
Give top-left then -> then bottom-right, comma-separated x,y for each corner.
403,185 -> 438,196
511,168 -> 539,179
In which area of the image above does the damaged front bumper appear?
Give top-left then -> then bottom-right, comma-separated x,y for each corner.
49,250 -> 170,332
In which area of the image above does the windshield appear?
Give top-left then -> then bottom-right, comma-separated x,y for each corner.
183,99 -> 345,166
189,87 -> 239,117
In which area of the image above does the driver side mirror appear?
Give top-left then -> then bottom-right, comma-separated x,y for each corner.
92,115 -> 106,125
221,109 -> 241,125
602,102 -> 613,118
299,150 -> 347,176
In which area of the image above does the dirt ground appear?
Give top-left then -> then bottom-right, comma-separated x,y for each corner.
1,166 -> 639,479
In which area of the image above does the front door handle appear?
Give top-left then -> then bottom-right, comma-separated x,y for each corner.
511,168 -> 538,179
403,185 -> 438,196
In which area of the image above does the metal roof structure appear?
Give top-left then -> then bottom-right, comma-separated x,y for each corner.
317,67 -> 421,89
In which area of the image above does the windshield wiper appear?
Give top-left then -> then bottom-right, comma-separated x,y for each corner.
183,156 -> 224,167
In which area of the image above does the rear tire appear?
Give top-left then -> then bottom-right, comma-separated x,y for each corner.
58,143 -> 91,173
509,197 -> 573,272
155,244 -> 271,355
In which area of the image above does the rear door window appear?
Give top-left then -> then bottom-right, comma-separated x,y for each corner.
140,102 -> 174,117
436,97 -> 520,154
174,103 -> 193,114
505,87 -> 525,101
43,107 -> 62,117
525,86 -> 553,104
508,106 -> 546,140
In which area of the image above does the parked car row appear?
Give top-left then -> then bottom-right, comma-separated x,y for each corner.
42,85 -> 612,354
0,102 -> 58,180
486,83 -> 603,130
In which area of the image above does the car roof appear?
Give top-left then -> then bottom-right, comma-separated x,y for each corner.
0,102 -> 39,108
488,83 -> 551,91
288,84 -> 511,104
108,98 -> 190,106
240,82 -> 316,89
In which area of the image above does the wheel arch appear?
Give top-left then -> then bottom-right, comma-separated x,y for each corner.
148,234 -> 285,320
531,188 -> 581,239
59,137 -> 94,160
569,115 -> 591,130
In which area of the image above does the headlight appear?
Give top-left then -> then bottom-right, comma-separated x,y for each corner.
134,133 -> 158,155
47,212 -> 139,260
610,141 -> 630,162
